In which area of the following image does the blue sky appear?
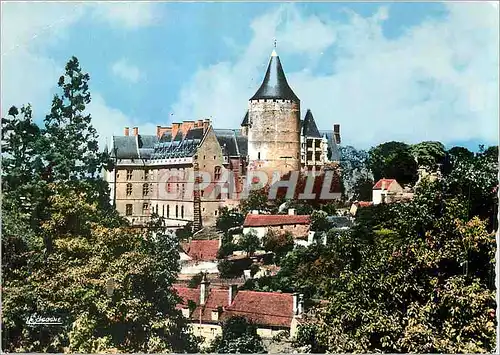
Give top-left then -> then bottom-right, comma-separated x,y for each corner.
2,1 -> 498,151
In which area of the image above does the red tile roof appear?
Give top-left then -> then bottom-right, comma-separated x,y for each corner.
181,239 -> 219,261
243,214 -> 310,227
357,201 -> 373,207
222,291 -> 293,328
172,286 -> 294,328
373,179 -> 397,190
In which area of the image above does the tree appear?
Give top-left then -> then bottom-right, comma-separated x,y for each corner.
310,210 -> 331,233
368,141 -> 418,186
339,145 -> 372,201
410,141 -> 446,171
188,272 -> 204,288
262,230 -> 294,263
209,316 -> 266,353
240,188 -> 272,215
238,230 -> 261,257
216,207 -> 244,234
42,56 -> 112,182
2,184 -> 201,353
300,179 -> 496,353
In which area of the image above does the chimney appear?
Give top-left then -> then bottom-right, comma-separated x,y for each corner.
132,127 -> 139,136
228,284 -> 238,305
381,179 -> 386,191
197,119 -> 204,128
243,269 -> 251,279
200,273 -> 209,305
292,293 -> 298,315
171,123 -> 181,138
251,210 -> 259,215
124,127 -> 130,136
156,125 -> 161,138
333,124 -> 341,144
203,119 -> 210,132
288,208 -> 296,215
297,294 -> 304,316
181,121 -> 195,137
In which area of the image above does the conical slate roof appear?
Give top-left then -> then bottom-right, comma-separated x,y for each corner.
250,50 -> 299,102
302,109 -> 321,138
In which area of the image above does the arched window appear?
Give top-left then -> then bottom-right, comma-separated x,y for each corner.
126,183 -> 132,196
181,205 -> 184,219
258,152 -> 261,160
176,205 -> 179,218
214,166 -> 222,180
142,183 -> 149,196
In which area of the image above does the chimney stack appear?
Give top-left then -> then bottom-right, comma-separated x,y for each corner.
203,119 -> 210,132
124,127 -> 130,136
288,208 -> 296,215
251,210 -> 259,215
333,124 -> 341,144
197,119 -> 204,128
297,294 -> 304,316
292,293 -> 298,315
228,284 -> 238,305
156,125 -> 161,138
200,273 -> 209,305
172,123 -> 181,138
132,127 -> 139,136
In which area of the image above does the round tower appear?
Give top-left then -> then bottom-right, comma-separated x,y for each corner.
247,49 -> 301,181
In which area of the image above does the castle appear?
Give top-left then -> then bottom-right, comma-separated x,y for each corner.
105,49 -> 342,230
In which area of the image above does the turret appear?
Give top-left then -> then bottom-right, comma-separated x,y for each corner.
247,48 -> 301,181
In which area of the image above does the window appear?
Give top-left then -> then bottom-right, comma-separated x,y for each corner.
176,205 -> 179,218
258,152 -> 261,160
126,183 -> 132,196
214,166 -> 222,180
142,183 -> 149,196
213,156 -> 216,160
201,190 -> 204,197
167,183 -> 172,193
156,205 -> 159,214
126,204 -> 133,216
144,169 -> 149,180
162,205 -> 165,217
203,155 -> 206,159
215,210 -> 218,216
167,205 -> 170,218
181,206 -> 184,219
142,203 -> 149,215
126,169 -> 133,180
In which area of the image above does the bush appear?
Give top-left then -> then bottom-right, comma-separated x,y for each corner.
188,272 -> 203,288
217,242 -> 237,259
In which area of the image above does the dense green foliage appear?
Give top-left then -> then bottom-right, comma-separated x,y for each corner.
261,230 -> 294,263
1,57 -> 200,353
209,316 -> 266,353
368,141 -> 418,186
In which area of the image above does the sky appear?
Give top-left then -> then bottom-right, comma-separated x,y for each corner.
1,1 -> 499,151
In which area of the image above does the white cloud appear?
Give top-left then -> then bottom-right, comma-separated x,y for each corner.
171,3 -> 499,149
1,2 -> 160,149
111,59 -> 142,83
91,2 -> 161,29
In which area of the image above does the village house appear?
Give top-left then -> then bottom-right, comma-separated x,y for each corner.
173,275 -> 305,348
178,239 -> 221,279
242,209 -> 311,240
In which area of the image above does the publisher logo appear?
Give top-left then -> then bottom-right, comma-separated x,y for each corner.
26,314 -> 63,326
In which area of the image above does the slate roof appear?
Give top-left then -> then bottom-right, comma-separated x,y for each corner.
319,130 -> 341,162
213,129 -> 248,158
241,111 -> 249,126
243,214 -> 311,227
111,136 -> 140,159
181,240 -> 220,261
151,127 -> 205,160
302,110 -> 321,138
250,51 -> 299,102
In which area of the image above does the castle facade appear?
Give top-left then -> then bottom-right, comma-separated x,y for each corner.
104,49 -> 341,230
